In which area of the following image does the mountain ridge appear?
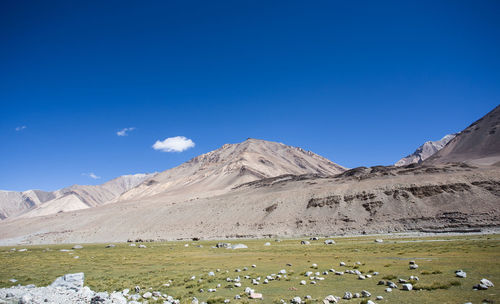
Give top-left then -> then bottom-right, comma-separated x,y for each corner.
395,134 -> 456,166
0,173 -> 154,220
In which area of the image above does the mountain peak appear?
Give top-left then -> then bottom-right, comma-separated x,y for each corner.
395,134 -> 456,166
118,138 -> 346,202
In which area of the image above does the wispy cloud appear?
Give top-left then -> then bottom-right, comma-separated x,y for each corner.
117,127 -> 135,136
15,126 -> 27,131
82,172 -> 101,180
153,136 -> 195,152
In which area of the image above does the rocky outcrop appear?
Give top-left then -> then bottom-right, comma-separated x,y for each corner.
0,273 -> 179,304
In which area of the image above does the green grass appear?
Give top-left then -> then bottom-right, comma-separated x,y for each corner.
1,234 -> 499,304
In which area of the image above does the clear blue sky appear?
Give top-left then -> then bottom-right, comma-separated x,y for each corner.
1,1 -> 499,191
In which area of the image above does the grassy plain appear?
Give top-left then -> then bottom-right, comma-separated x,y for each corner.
1,234 -> 499,304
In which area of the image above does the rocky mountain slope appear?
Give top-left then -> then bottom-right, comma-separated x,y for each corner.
0,173 -> 153,220
425,105 -> 500,165
0,162 -> 498,245
395,134 -> 456,166
116,138 -> 346,202
0,190 -> 55,220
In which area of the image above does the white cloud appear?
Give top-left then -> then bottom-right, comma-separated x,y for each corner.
153,136 -> 195,152
117,127 -> 135,136
15,126 -> 27,131
83,172 -> 101,179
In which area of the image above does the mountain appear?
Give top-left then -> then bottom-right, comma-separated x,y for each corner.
0,130 -> 498,245
0,173 -> 154,220
0,190 -> 55,220
425,105 -> 500,165
395,134 -> 456,166
116,138 -> 346,202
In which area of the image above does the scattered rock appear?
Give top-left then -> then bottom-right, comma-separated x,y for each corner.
455,270 -> 466,278
343,292 -> 352,299
249,292 -> 262,299
402,283 -> 413,291
323,295 -> 339,303
231,244 -> 248,250
480,278 -> 494,287
375,239 -> 383,243
324,240 -> 335,245
72,245 -> 83,250
301,241 -> 310,245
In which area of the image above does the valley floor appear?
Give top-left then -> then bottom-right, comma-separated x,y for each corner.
1,234 -> 499,304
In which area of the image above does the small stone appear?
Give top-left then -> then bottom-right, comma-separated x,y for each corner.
343,292 -> 352,300
376,296 -> 383,300
480,278 -> 494,287
402,283 -> 413,291
324,295 -> 338,303
143,292 -> 152,298
361,290 -> 371,297
249,292 -> 262,299
455,270 -> 466,278
385,288 -> 392,292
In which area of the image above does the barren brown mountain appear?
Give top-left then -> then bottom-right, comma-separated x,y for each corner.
425,105 -> 500,165
0,108 -> 499,245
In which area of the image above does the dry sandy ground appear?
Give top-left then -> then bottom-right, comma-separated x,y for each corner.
0,163 -> 498,245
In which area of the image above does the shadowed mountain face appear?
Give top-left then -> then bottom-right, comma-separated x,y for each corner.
116,138 -> 346,202
395,134 -> 456,166
425,105 -> 500,165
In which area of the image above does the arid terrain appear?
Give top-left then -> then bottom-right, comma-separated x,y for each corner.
0,106 -> 499,245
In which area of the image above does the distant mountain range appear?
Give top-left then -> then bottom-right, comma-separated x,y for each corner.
0,105 -> 498,244
395,134 -> 456,166
0,174 -> 153,220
